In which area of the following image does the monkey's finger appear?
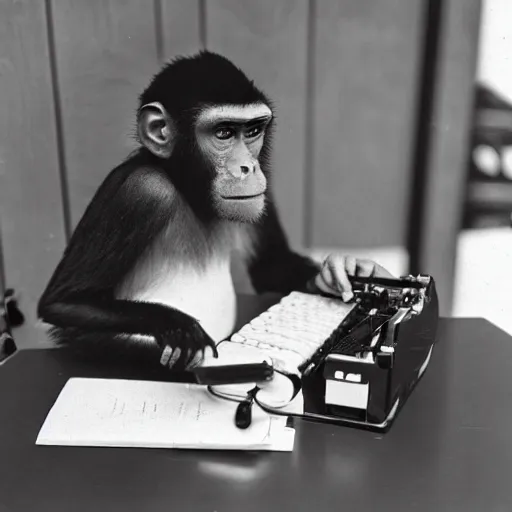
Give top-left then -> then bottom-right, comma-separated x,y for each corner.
326,256 -> 353,302
314,271 -> 337,295
206,337 -> 219,358
192,323 -> 218,358
160,345 -> 173,367
183,347 -> 192,366
186,350 -> 203,371
184,347 -> 199,369
345,256 -> 357,277
355,260 -> 376,278
167,346 -> 182,369
314,259 -> 340,295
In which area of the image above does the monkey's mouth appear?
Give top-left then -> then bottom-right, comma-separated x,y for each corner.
222,193 -> 265,201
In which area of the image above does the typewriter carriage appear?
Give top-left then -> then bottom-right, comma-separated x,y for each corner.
301,274 -> 439,431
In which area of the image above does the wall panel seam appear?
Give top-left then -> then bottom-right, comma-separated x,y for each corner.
44,0 -> 72,241
303,0 -> 317,249
154,0 -> 164,64
199,0 -> 207,49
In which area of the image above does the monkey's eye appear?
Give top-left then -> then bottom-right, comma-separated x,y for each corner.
215,127 -> 235,140
245,125 -> 264,139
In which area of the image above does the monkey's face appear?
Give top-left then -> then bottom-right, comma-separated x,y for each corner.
138,101 -> 272,223
195,104 -> 272,223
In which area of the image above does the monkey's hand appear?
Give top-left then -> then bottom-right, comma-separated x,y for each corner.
307,254 -> 395,302
152,312 -> 219,371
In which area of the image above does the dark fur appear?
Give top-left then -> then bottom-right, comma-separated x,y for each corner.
139,51 -> 272,128
38,50 -> 320,371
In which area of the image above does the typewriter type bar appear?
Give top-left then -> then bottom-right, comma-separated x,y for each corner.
302,274 -> 439,431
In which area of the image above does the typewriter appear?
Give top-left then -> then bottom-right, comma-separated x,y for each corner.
211,274 -> 439,432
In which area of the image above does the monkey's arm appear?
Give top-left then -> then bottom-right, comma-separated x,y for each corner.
39,298 -> 203,340
38,164 -> 216,367
247,194 -> 321,294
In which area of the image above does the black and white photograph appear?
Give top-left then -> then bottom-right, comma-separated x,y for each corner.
0,1 -> 510,511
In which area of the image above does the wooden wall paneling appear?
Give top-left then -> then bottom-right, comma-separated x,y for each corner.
49,0 -> 161,229
205,0 -> 310,250
0,0 -> 67,346
310,0 -> 424,249
414,0 -> 482,315
160,0 -> 203,60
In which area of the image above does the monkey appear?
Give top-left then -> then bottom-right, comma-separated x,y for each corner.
37,51 -> 394,372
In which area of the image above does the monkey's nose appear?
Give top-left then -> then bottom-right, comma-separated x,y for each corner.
240,166 -> 250,175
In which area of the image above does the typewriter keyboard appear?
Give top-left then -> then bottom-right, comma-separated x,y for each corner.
224,292 -> 355,375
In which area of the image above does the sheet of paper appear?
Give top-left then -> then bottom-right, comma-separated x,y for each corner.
36,378 -> 294,451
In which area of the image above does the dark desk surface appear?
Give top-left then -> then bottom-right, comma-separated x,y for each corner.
1,295 -> 512,512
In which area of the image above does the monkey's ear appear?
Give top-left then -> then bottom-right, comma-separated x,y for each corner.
138,102 -> 175,158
